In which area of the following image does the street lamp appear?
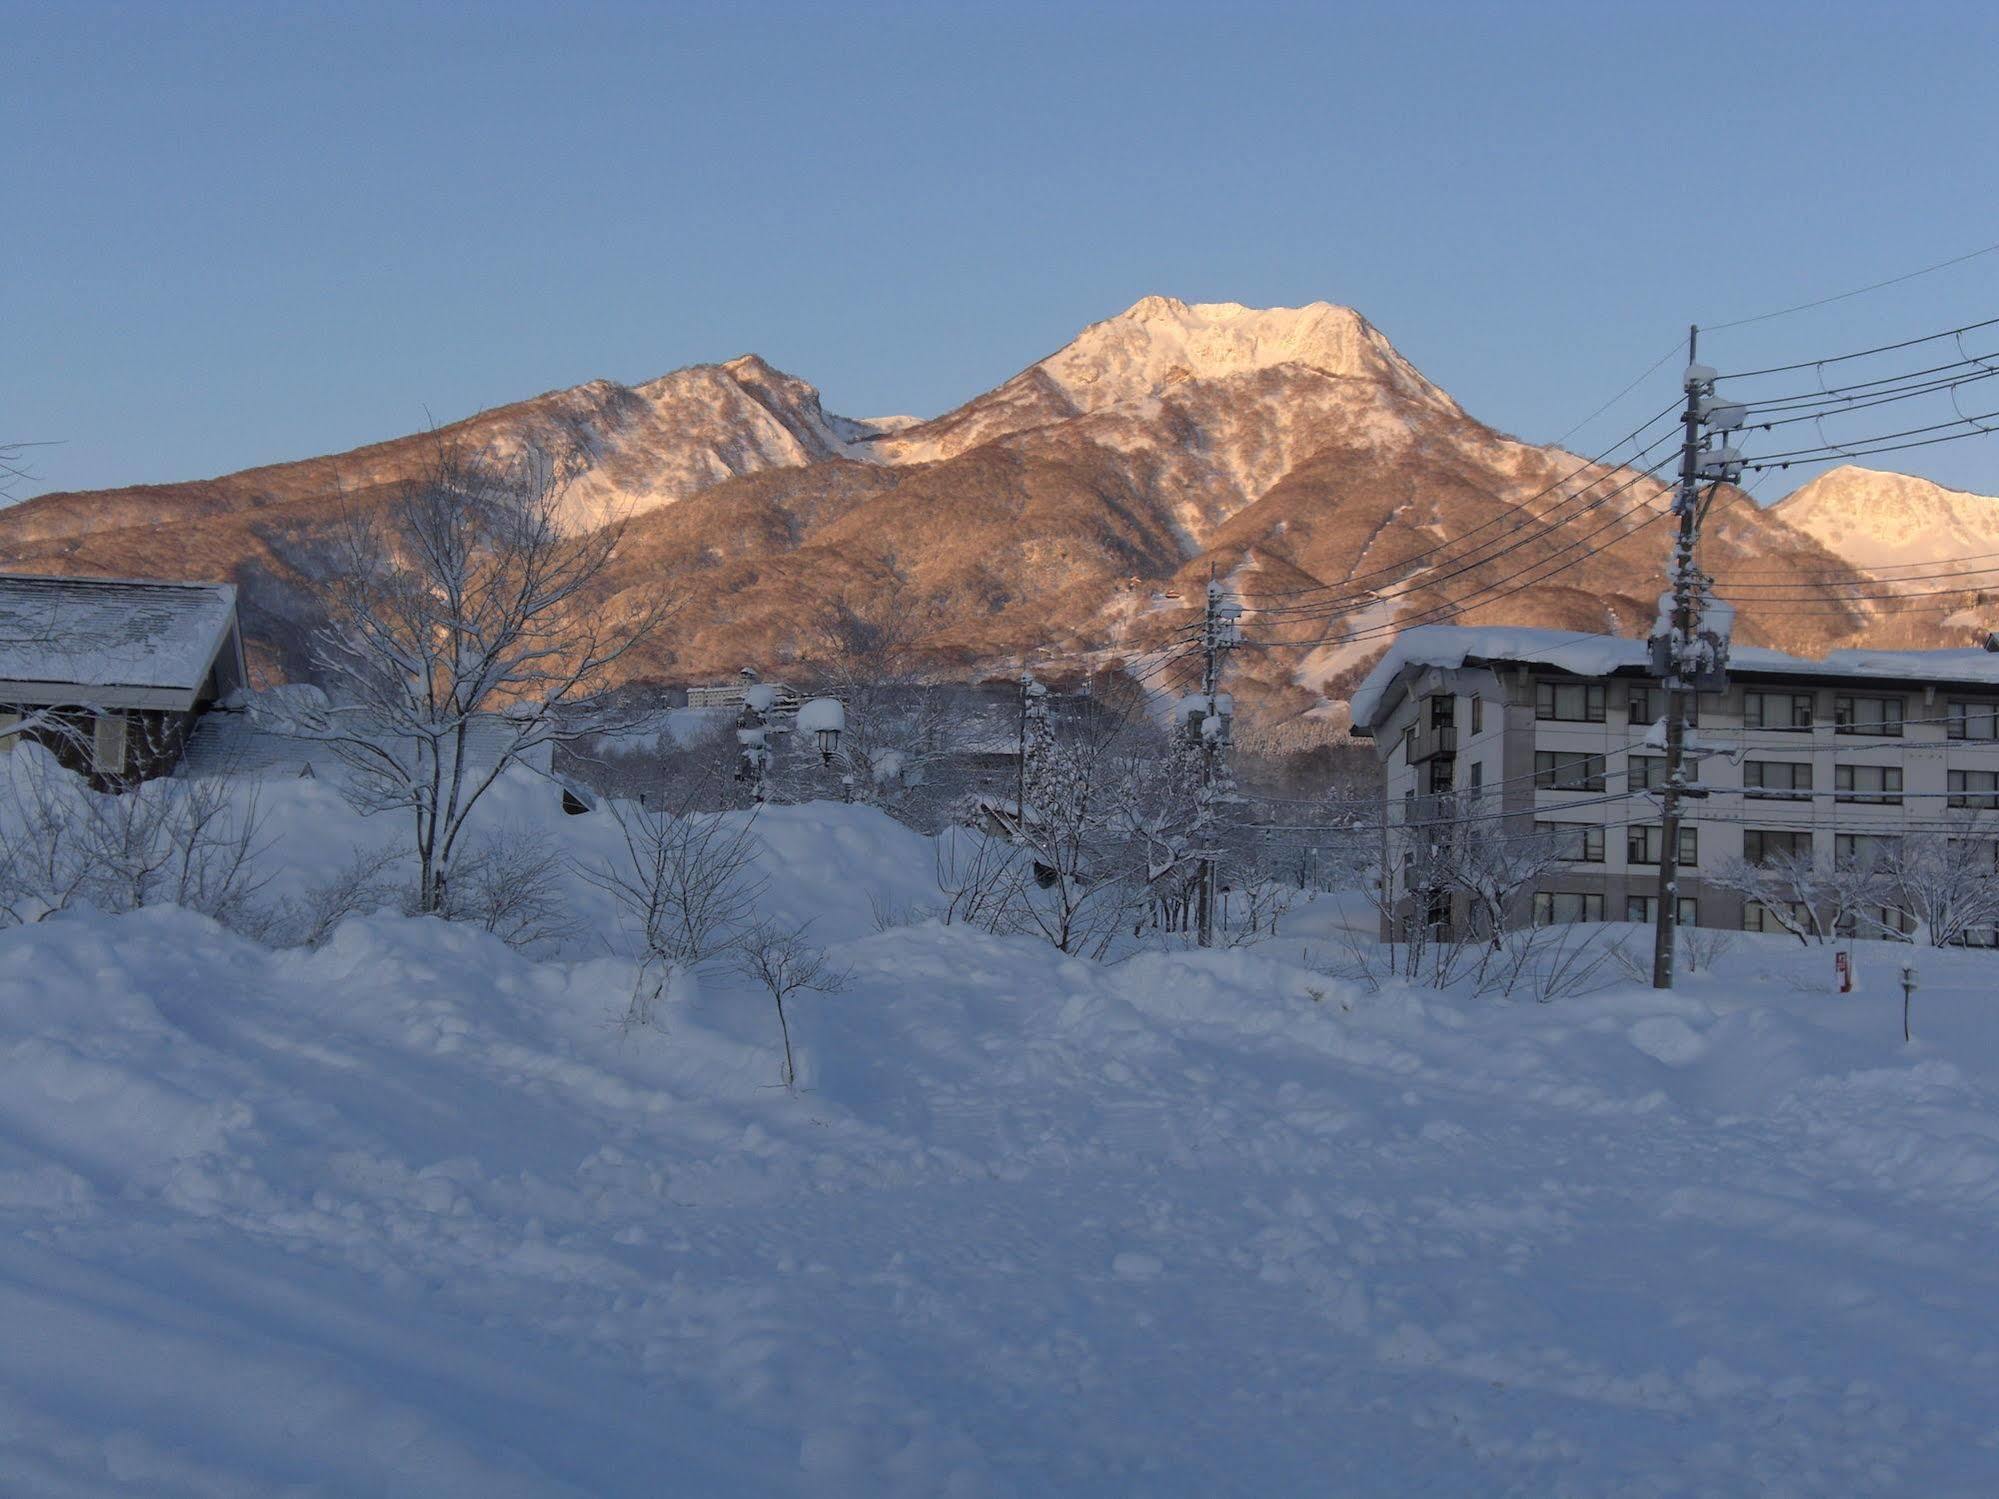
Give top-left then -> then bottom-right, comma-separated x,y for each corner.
798,697 -> 846,764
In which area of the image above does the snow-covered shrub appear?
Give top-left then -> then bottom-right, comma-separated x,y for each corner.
269,843 -> 403,949
438,830 -> 573,954
582,794 -> 767,1026
0,745 -> 270,932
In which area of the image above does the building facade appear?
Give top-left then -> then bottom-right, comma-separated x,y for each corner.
1349,626 -> 1999,939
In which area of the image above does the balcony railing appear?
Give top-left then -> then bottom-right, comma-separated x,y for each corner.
1410,723 -> 1458,763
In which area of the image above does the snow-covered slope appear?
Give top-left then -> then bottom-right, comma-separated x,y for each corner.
870,294 -> 1462,468
1772,464 -> 1999,574
5,783 -> 1999,1495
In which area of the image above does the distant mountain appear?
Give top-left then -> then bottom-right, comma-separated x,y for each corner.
1771,465 -> 1999,574
2,297 -> 1949,728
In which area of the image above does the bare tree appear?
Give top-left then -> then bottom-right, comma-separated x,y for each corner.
581,792 -> 767,1027
733,919 -> 851,1088
933,827 -> 1024,929
0,438 -> 44,505
1001,677 -> 1170,958
1709,851 -> 1841,944
256,441 -> 666,913
1435,801 -> 1568,950
1882,827 -> 1999,947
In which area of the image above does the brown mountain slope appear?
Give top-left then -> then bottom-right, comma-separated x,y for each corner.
2,296 -> 1957,722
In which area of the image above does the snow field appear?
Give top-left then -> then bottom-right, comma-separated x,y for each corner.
2,784 -> 1998,1495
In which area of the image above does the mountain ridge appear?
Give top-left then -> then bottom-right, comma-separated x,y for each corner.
1,299 -> 1964,727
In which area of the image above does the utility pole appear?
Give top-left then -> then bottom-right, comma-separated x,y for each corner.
1016,665 -> 1032,824
1194,574 -> 1241,947
1650,328 -> 1741,988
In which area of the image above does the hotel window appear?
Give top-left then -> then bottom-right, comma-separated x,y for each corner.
1834,695 -> 1904,736
1536,821 -> 1604,863
1742,760 -> 1813,799
1470,695 -> 1484,734
1628,754 -> 1697,791
1838,905 -> 1916,939
1743,828 -> 1812,865
1625,895 -> 1699,926
1743,691 -> 1814,730
1532,891 -> 1604,925
1627,824 -> 1697,867
1744,900 -> 1813,934
1835,832 -> 1901,867
1627,685 -> 1698,726
1428,694 -> 1456,729
1535,681 -> 1605,723
1535,751 -> 1606,791
1947,837 -> 1999,872
1948,769 -> 1999,809
1835,764 -> 1902,804
1947,701 -> 1999,740
1468,761 -> 1483,794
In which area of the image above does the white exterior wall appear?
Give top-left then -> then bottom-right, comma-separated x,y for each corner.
1373,664 -> 1999,934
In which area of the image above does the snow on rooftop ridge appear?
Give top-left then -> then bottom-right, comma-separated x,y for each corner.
1348,623 -> 1999,731
1035,295 -> 1459,414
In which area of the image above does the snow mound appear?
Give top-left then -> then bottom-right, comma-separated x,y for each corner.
5,793 -> 1999,1495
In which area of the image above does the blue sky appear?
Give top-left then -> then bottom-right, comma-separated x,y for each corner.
6,0 -> 1997,500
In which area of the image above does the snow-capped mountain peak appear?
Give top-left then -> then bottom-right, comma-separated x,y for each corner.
1772,465 -> 1999,573
1035,295 -> 1457,414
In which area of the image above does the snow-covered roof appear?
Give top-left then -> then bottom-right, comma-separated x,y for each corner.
1350,624 -> 1999,732
0,573 -> 242,708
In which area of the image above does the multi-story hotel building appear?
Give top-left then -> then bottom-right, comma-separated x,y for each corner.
1349,625 -> 1999,937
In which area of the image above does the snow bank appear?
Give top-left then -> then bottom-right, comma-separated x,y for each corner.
5,792 -> 1999,1494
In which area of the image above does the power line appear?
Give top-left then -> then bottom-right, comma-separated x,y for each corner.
1237,453 -> 1677,634
1743,404 -> 1999,471
1241,475 -> 1675,651
1224,401 -> 1682,605
1717,314 -> 1999,382
1703,241 -> 1999,335
1550,338 -> 1687,449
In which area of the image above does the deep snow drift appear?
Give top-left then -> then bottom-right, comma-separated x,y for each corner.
4,788 -> 1999,1496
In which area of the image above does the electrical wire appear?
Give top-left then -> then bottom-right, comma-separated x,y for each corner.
1241,480 -> 1676,651
1717,314 -> 1999,382
1703,241 -> 1999,335
1220,401 -> 1683,605
1237,454 -> 1678,639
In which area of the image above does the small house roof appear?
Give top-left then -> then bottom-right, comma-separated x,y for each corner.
0,573 -> 243,708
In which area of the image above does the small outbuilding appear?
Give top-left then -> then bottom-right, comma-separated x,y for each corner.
0,573 -> 248,786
